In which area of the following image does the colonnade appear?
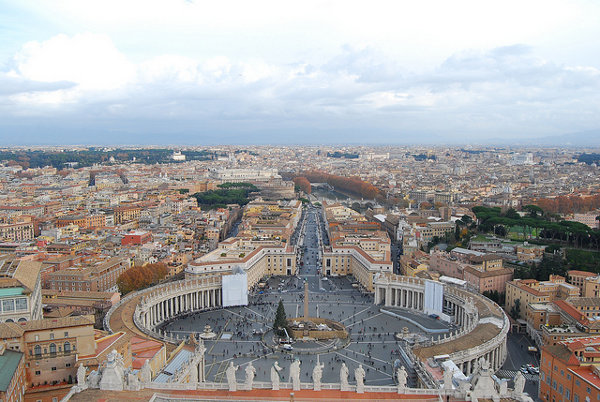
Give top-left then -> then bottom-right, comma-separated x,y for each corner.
135,278 -> 222,331
373,274 -> 509,377
458,341 -> 507,374
443,297 -> 469,327
384,287 -> 425,311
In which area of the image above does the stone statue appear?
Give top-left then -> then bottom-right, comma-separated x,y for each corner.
355,364 -> 366,393
458,379 -> 471,393
99,350 -> 126,391
513,372 -> 526,395
140,360 -> 152,383
312,360 -> 325,391
226,362 -> 238,392
245,362 -> 256,390
340,362 -> 349,391
271,361 -> 283,390
77,364 -> 87,387
190,360 -> 199,383
443,367 -> 453,389
126,371 -> 141,391
396,366 -> 407,392
86,370 -> 100,388
289,359 -> 301,391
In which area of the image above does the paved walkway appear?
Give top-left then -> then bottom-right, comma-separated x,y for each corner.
108,292 -> 178,353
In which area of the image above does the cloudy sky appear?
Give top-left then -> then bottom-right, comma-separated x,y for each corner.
1,0 -> 599,145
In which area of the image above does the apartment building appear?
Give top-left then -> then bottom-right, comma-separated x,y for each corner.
0,315 -> 96,388
506,276 -> 580,320
0,219 -> 35,242
44,256 -> 131,293
540,336 -> 600,402
56,213 -> 106,229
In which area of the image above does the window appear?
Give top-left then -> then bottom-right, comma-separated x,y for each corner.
35,371 -> 41,375
49,343 -> 56,356
51,367 -> 56,371
64,342 -> 71,353
15,298 -> 27,310
2,299 -> 14,312
66,363 -> 71,368
34,345 -> 41,356
50,333 -> 54,340
64,332 -> 69,337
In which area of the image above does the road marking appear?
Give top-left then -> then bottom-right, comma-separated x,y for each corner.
244,306 -> 268,320
346,312 -> 384,328
496,369 -> 538,381
340,306 -> 372,323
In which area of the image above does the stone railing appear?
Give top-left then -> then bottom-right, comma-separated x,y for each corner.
104,277 -> 222,344
147,380 -> 457,396
449,312 -> 510,364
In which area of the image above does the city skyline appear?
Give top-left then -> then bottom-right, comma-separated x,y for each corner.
1,0 -> 600,145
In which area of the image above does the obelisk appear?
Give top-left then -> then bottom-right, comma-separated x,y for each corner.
303,280 -> 309,320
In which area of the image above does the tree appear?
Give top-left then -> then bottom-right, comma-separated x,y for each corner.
292,177 -> 311,194
273,300 -> 288,336
117,262 -> 169,295
510,299 -> 521,319
504,208 -> 520,220
494,225 -> 507,237
523,205 -> 543,218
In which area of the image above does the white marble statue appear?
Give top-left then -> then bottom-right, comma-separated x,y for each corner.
140,360 -> 152,383
190,360 -> 199,383
126,371 -> 141,391
245,362 -> 256,390
355,364 -> 366,393
397,366 -> 407,392
226,362 -> 239,392
99,350 -> 126,391
289,359 -> 301,391
443,367 -> 453,389
86,370 -> 100,388
312,360 -> 325,391
513,372 -> 526,396
77,364 -> 87,387
271,361 -> 283,390
340,362 -> 349,391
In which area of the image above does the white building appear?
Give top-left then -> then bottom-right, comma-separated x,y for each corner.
0,257 -> 43,323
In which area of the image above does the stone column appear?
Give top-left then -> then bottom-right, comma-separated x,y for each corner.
385,286 -> 392,306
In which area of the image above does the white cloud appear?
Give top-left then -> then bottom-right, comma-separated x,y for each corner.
12,33 -> 135,90
1,31 -> 600,141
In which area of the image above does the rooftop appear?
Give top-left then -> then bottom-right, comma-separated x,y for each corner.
0,349 -> 23,392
